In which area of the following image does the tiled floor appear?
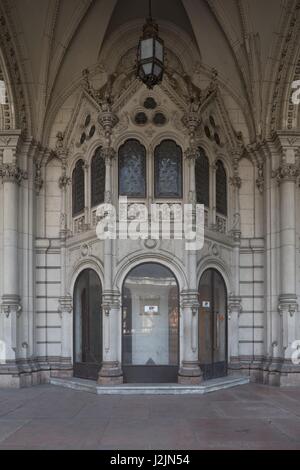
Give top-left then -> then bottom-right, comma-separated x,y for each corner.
0,383 -> 299,449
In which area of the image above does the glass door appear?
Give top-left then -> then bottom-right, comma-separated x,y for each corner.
122,263 -> 179,383
198,269 -> 227,380
73,269 -> 102,380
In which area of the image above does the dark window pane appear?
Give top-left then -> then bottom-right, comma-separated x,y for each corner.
119,139 -> 146,197
84,114 -> 91,127
214,133 -> 221,146
204,126 -> 211,139
91,147 -> 105,207
195,147 -> 210,207
72,159 -> 85,217
153,112 -> 166,126
89,125 -> 96,138
80,133 -> 86,145
134,112 -> 148,125
144,97 -> 157,109
154,140 -> 182,198
209,115 -> 216,127
216,160 -> 227,216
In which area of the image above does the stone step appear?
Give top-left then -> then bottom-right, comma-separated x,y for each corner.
50,375 -> 250,395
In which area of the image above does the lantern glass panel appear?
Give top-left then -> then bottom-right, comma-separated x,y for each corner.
153,64 -> 162,77
155,40 -> 163,62
143,63 -> 153,76
141,38 -> 154,60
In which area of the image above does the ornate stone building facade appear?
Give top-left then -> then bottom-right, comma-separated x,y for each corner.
0,0 -> 300,388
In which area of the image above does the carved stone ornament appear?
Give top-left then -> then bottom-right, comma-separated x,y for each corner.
1,297 -> 22,318
58,296 -> 73,318
59,174 -> 71,189
256,164 -> 264,194
35,163 -> 43,193
102,147 -> 116,164
230,175 -> 242,189
0,163 -> 27,185
273,163 -> 300,184
228,296 -> 242,317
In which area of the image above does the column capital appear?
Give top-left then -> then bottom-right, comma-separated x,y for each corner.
278,295 -> 298,317
102,147 -> 116,164
184,146 -> 198,162
1,295 -> 22,318
228,296 -> 242,317
273,163 -> 299,184
180,290 -> 199,310
58,296 -> 73,318
0,163 -> 27,185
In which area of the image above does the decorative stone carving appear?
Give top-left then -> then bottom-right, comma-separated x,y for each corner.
230,175 -> 242,189
58,174 -> 71,189
0,163 -> 27,185
228,296 -> 242,318
273,163 -> 300,184
101,147 -> 116,164
35,162 -> 43,193
58,296 -> 73,319
256,164 -> 264,194
1,295 -> 22,318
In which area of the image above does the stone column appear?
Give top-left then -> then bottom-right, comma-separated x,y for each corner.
84,162 -> 90,227
97,107 -> 122,385
57,158 -> 73,376
228,152 -> 242,368
178,291 -> 202,384
210,161 -> 217,229
0,132 -> 26,386
275,160 -> 299,364
179,111 -> 203,384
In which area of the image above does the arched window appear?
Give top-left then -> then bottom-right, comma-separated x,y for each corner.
195,147 -> 210,206
72,159 -> 85,217
216,160 -> 227,216
119,139 -> 146,198
154,140 -> 182,198
91,147 -> 105,207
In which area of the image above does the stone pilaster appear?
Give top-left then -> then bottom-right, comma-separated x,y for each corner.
272,133 -> 300,384
0,131 -> 26,386
228,296 -> 242,370
97,107 -> 122,385
98,291 -> 123,385
178,291 -> 202,384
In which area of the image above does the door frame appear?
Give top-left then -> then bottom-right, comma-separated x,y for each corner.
198,268 -> 228,380
121,262 -> 180,383
73,268 -> 103,380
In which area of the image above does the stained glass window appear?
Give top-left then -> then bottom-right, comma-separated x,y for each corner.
216,160 -> 227,216
91,147 -> 105,207
154,140 -> 182,198
119,139 -> 146,198
195,147 -> 210,207
72,159 -> 85,217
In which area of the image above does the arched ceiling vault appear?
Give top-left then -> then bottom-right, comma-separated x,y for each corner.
0,0 -> 299,143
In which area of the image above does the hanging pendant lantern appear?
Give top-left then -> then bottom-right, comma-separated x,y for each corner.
137,0 -> 164,89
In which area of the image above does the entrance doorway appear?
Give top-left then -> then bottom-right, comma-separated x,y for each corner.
198,269 -> 228,380
73,269 -> 102,380
122,263 -> 179,383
